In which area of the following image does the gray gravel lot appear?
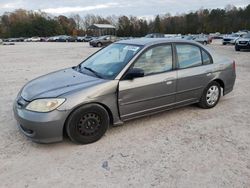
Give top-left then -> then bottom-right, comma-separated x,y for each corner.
0,40 -> 250,188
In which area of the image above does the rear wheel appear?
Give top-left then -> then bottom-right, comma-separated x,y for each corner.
97,42 -> 102,47
66,104 -> 109,144
198,81 -> 221,109
222,42 -> 226,45
203,41 -> 208,45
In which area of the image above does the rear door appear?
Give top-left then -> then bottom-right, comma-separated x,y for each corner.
175,43 -> 214,103
118,44 -> 177,120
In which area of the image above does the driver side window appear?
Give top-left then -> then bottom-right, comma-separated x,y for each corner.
133,45 -> 173,76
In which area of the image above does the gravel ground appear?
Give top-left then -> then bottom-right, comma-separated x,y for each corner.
0,40 -> 249,188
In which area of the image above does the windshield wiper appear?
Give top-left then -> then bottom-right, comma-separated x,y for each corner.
83,66 -> 103,78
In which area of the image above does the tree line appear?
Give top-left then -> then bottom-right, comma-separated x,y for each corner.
0,4 -> 249,38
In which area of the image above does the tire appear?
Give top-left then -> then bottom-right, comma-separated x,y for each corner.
235,45 -> 240,51
66,104 -> 110,144
203,41 -> 208,45
198,81 -> 221,109
97,42 -> 102,47
222,42 -> 226,45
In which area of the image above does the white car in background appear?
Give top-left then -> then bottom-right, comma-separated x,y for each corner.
222,32 -> 247,45
24,37 -> 41,42
0,39 -> 3,45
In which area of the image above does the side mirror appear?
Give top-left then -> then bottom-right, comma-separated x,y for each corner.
124,68 -> 144,80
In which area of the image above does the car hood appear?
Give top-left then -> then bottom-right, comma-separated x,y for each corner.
238,38 -> 250,42
21,68 -> 106,101
223,36 -> 238,40
90,39 -> 100,43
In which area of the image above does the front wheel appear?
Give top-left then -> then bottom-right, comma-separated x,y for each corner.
235,45 -> 240,51
66,104 -> 110,144
97,42 -> 102,47
198,81 -> 221,109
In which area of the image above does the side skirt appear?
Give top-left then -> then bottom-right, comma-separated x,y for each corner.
120,99 -> 199,122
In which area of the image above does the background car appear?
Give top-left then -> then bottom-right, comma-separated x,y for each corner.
209,32 -> 223,39
83,36 -> 94,42
24,37 -> 41,42
56,35 -> 77,42
235,33 -> 250,51
76,36 -> 85,42
47,36 -> 59,42
145,33 -> 165,38
222,32 -> 246,45
0,38 -> 2,45
4,37 -> 25,42
89,35 -> 117,47
194,35 -> 211,45
183,35 -> 195,40
183,35 -> 210,45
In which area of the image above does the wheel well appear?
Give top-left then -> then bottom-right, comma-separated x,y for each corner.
213,79 -> 225,90
96,102 -> 114,125
63,102 -> 114,137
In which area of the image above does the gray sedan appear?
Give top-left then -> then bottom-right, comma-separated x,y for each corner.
13,39 -> 236,144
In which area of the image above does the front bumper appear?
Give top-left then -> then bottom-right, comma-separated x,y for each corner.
237,43 -> 250,49
223,39 -> 235,44
13,100 -> 69,143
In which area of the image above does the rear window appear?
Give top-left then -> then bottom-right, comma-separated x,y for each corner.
202,50 -> 212,65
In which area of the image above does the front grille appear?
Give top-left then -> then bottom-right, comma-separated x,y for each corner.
239,41 -> 247,44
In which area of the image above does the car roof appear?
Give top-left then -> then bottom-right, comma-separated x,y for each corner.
116,38 -> 201,46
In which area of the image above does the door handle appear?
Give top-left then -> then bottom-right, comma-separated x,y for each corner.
206,73 -> 212,76
166,81 -> 173,85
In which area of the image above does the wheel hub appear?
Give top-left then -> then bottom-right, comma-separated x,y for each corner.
77,113 -> 101,136
206,85 -> 219,106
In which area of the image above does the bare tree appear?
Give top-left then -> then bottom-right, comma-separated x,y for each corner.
71,14 -> 82,30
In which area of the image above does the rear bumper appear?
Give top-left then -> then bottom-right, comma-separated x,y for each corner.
224,85 -> 234,95
13,102 -> 69,143
224,74 -> 236,96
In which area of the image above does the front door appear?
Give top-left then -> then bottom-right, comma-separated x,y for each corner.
118,44 -> 177,120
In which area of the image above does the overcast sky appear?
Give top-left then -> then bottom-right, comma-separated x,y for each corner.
0,0 -> 249,19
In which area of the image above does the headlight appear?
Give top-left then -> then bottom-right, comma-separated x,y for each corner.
26,98 -> 65,112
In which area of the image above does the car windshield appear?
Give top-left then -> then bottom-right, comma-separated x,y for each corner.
231,34 -> 239,37
79,43 -> 142,79
243,33 -> 250,38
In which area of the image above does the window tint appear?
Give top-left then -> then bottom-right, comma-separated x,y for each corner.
202,50 -> 212,65
133,45 -> 172,75
176,44 -> 202,68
